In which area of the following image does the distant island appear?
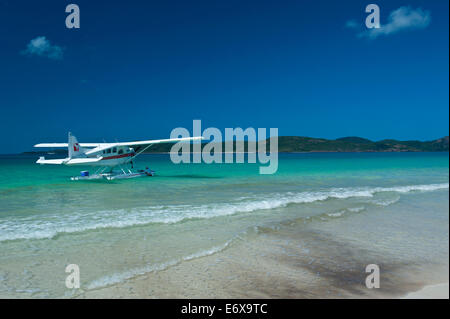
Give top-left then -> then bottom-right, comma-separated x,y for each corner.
274,135 -> 449,152
22,136 -> 449,155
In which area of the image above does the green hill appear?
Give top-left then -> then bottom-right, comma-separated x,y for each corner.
275,136 -> 449,152
146,136 -> 449,153
23,136 -> 449,155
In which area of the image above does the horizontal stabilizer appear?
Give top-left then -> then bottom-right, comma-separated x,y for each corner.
36,157 -> 103,165
36,157 -> 67,165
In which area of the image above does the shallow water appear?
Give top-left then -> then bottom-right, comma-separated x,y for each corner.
0,152 -> 448,298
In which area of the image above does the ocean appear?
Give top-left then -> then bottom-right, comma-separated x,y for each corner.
0,152 -> 448,298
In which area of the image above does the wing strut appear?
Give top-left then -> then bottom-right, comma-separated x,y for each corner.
133,143 -> 155,159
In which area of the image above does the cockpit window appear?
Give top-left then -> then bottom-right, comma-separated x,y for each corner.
118,149 -> 123,154
113,147 -> 117,153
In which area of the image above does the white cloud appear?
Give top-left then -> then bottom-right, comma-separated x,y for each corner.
21,36 -> 63,60
358,6 -> 431,39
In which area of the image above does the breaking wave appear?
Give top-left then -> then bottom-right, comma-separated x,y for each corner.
0,183 -> 447,242
86,239 -> 233,290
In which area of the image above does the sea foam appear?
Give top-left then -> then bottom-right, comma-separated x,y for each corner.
86,239 -> 232,290
0,183 -> 447,242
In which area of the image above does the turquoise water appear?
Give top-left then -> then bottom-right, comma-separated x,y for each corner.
0,152 -> 448,297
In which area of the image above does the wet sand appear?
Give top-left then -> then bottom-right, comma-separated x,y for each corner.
403,283 -> 449,299
78,223 -> 449,299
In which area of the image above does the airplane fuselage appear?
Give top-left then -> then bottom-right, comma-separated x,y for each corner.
79,145 -> 136,166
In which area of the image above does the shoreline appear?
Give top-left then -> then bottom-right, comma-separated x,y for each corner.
78,238 -> 449,299
78,214 -> 449,299
402,283 -> 449,299
75,188 -> 449,299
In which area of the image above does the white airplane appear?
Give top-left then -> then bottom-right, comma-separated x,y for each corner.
34,132 -> 202,180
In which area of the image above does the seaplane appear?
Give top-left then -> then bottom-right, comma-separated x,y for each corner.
34,132 -> 202,180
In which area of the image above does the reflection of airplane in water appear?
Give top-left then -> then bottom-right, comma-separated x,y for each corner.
34,132 -> 202,180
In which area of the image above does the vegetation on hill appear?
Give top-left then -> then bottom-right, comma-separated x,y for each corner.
23,136 -> 449,154
275,136 -> 449,152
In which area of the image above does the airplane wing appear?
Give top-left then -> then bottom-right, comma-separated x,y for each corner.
115,137 -> 203,147
115,136 -> 204,155
34,137 -> 203,149
34,143 -> 101,148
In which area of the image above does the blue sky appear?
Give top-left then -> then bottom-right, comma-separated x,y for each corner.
0,0 -> 448,153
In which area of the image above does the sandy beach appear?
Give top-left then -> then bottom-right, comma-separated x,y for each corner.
403,283 -> 449,299
78,213 -> 449,299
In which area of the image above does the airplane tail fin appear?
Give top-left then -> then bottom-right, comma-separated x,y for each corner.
68,132 -> 86,158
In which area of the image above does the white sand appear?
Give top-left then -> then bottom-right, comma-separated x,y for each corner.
78,224 -> 449,299
403,283 -> 449,299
